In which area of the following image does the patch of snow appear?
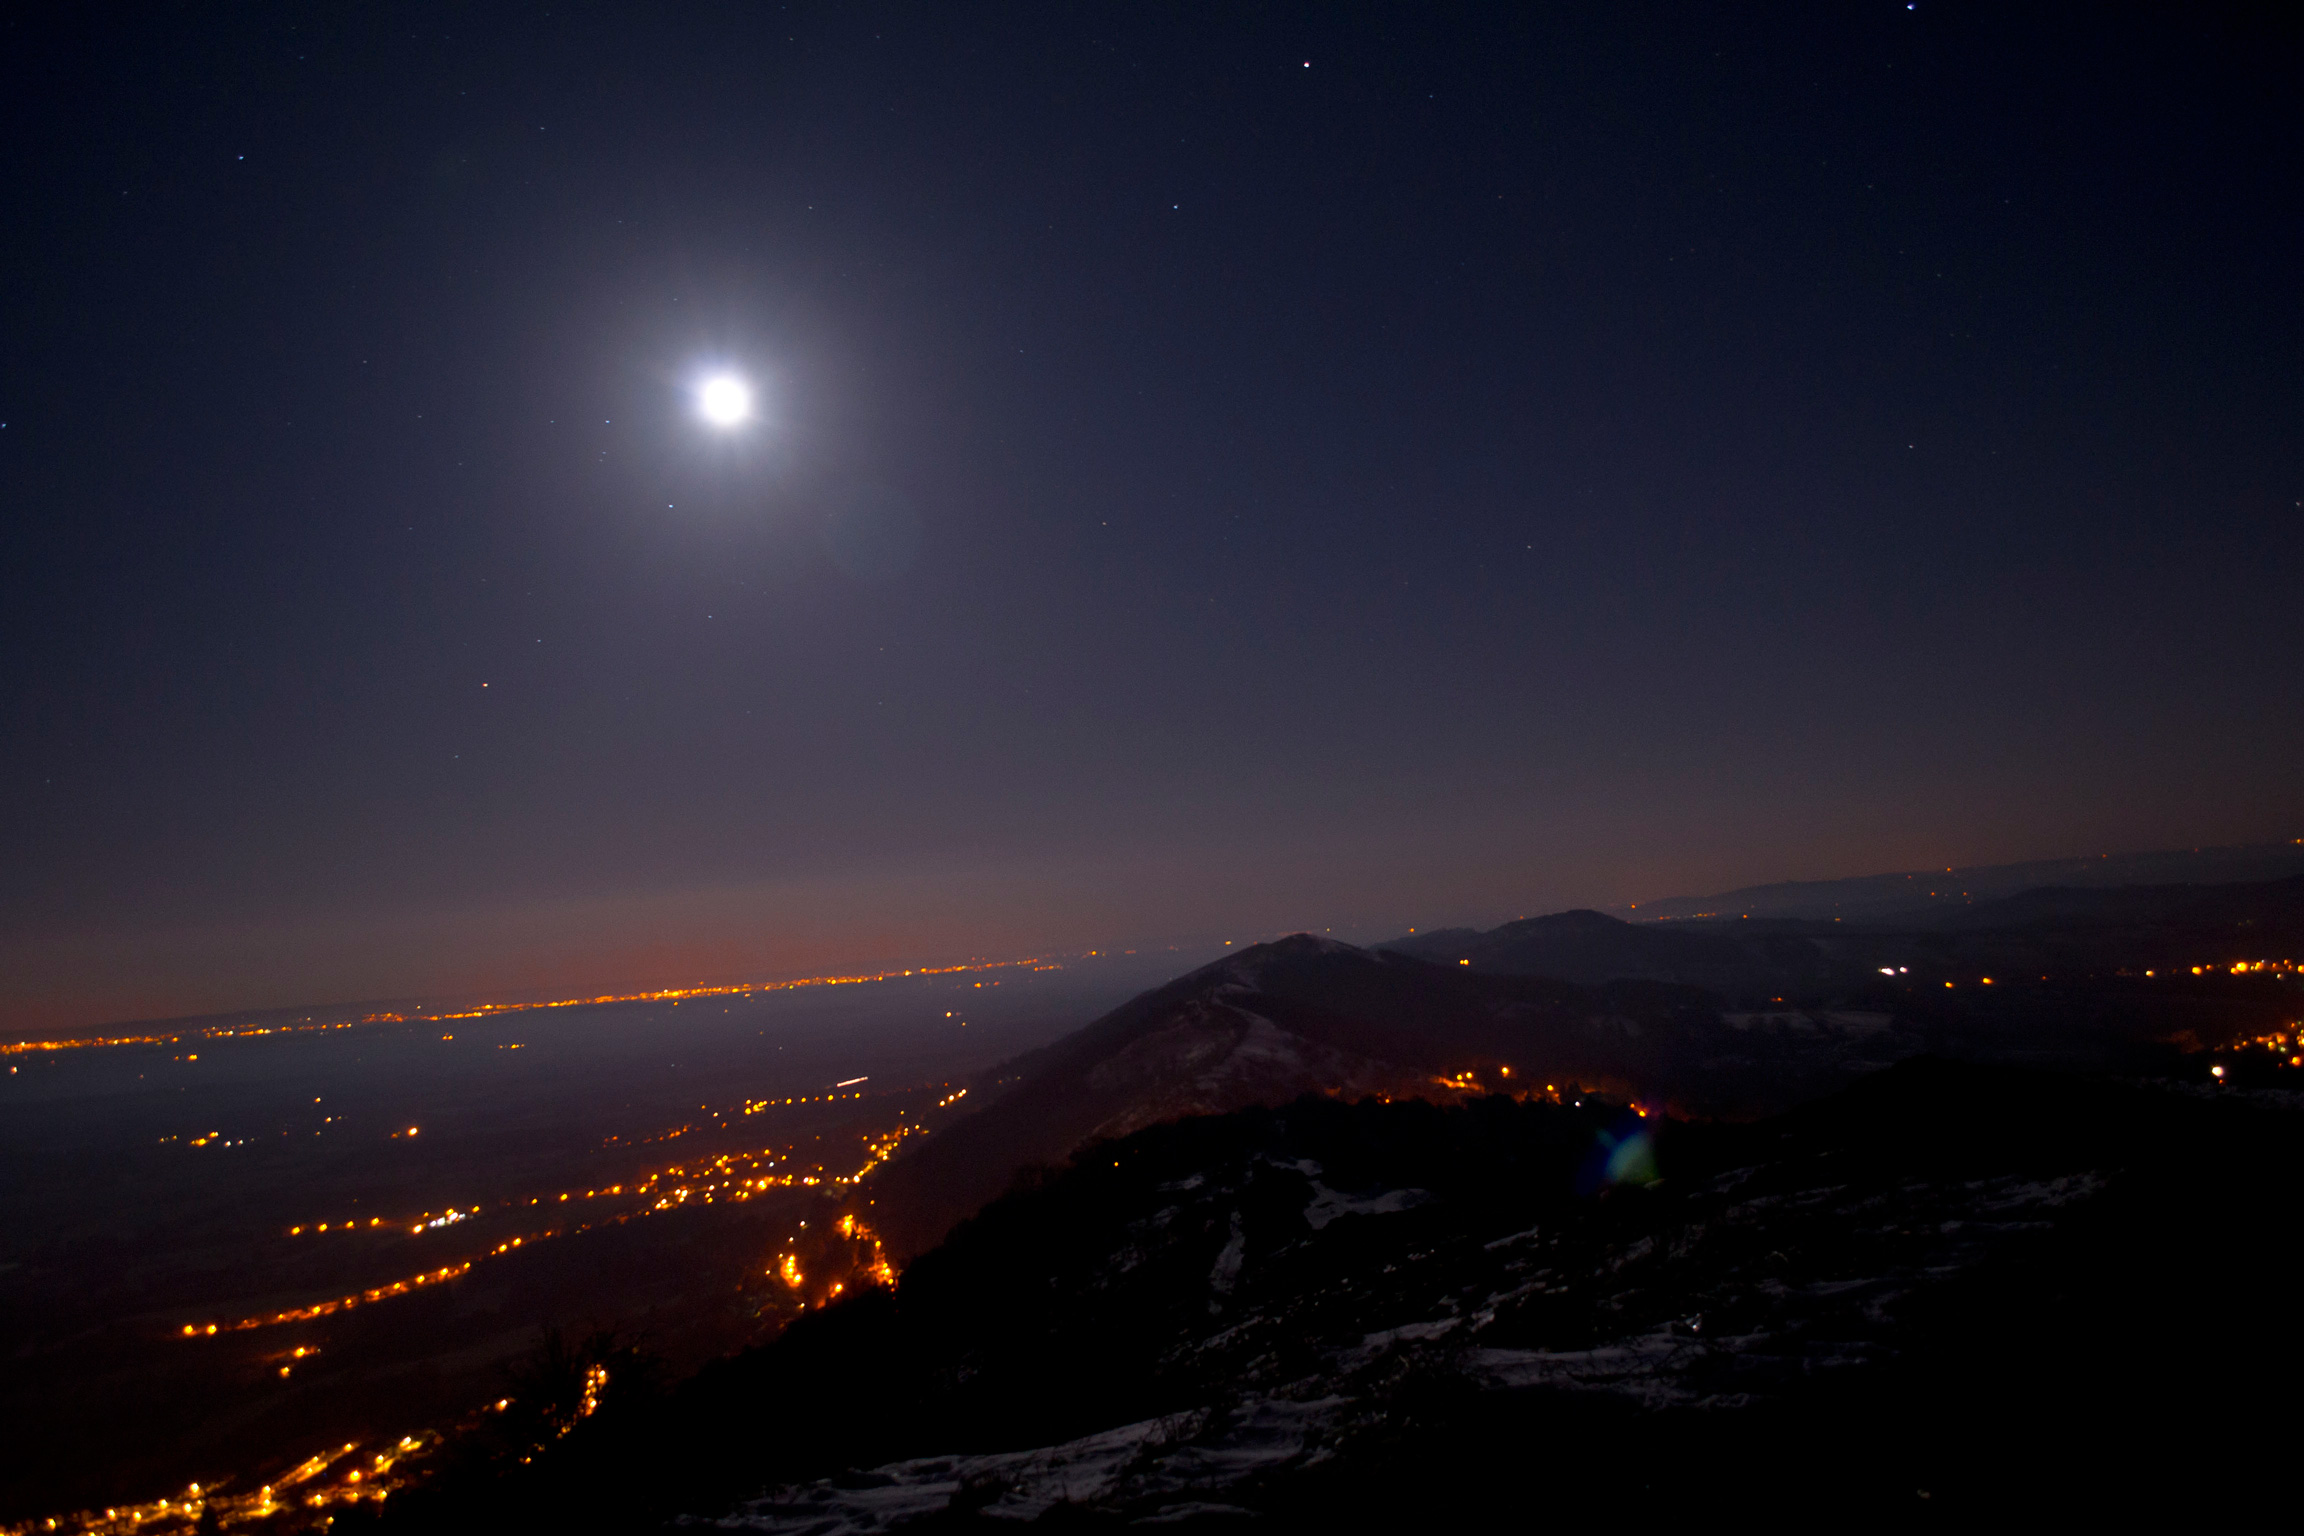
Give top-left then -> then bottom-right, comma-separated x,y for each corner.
1470,1331 -> 1714,1409
1602,1236 -> 1656,1272
1974,1172 -> 2105,1211
1208,1211 -> 1247,1301
1470,1277 -> 1548,1331
1698,1165 -> 1763,1195
1135,1502 -> 1255,1523
710,1397 -> 1353,1532
1147,1395 -> 1349,1486
1799,1276 -> 1884,1298
1350,1318 -> 1459,1360
1303,1180 -> 1430,1232
715,1416 -> 1177,1532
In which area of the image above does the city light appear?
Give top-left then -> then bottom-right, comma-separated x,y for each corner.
2,956 -> 1060,1059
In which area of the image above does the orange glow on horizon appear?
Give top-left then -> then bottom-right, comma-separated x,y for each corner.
4,954 -> 1062,1057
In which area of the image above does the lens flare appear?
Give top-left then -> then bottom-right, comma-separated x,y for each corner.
1576,1109 -> 1663,1195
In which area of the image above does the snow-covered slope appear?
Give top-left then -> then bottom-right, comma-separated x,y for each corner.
707,1063 -> 2176,1530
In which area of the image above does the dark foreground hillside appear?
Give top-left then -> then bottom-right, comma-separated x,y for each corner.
341,1057 -> 2303,1531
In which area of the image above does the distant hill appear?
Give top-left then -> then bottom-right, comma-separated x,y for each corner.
1928,872 -> 2304,936
1389,876 -> 2304,991
1377,908 -> 1835,992
1610,839 -> 2304,923
859,935 -> 1894,1257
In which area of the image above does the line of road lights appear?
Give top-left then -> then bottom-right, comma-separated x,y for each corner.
175,1080 -> 963,1339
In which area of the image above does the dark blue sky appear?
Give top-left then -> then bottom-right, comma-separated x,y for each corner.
4,3 -> 2299,1028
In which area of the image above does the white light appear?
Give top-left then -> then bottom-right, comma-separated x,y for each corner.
698,374 -> 752,427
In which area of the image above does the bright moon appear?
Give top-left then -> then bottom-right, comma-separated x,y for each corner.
697,373 -> 752,427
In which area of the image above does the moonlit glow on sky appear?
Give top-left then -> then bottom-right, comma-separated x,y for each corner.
697,373 -> 753,427
1,7 -> 2298,1033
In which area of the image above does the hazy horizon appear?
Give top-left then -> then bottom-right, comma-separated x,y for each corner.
14,832 -> 2300,1037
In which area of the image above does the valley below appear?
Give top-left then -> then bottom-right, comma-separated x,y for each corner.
7,872 -> 2303,1531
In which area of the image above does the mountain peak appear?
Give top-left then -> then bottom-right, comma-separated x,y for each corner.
1216,931 -> 1370,975
1513,909 -> 1628,932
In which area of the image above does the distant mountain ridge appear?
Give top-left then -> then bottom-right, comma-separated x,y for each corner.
869,868 -> 2304,1260
1382,875 -> 2304,1008
1385,874 -> 2304,986
1607,839 -> 2304,924
1377,907 -> 1832,992
1922,872 -> 2304,934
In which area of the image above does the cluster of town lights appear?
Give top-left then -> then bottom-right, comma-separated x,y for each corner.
13,1432 -> 443,1535
174,1079 -> 969,1339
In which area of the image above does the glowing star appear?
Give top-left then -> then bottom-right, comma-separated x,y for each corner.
697,373 -> 753,427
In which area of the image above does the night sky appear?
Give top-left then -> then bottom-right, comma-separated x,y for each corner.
4,4 -> 2299,1030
